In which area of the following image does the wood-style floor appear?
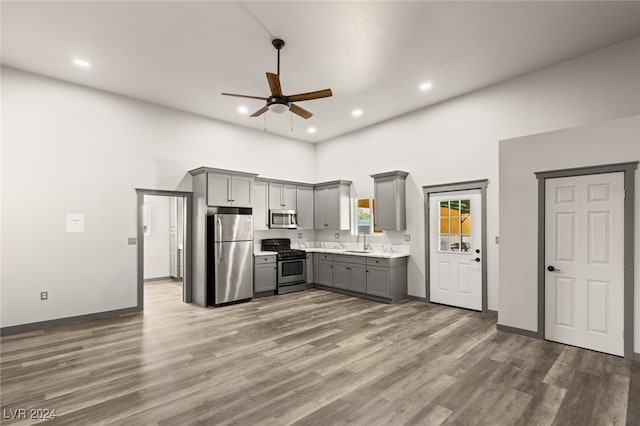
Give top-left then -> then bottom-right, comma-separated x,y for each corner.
1,281 -> 638,425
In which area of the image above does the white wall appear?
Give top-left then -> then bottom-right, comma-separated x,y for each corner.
143,195 -> 171,279
1,67 -> 316,327
314,37 -> 640,309
499,115 -> 640,353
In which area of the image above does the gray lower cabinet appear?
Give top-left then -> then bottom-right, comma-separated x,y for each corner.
333,262 -> 349,289
349,264 -> 367,293
366,257 -> 407,301
366,265 -> 390,297
334,255 -> 367,292
306,253 -> 314,285
311,253 -> 407,303
254,255 -> 277,293
317,254 -> 334,287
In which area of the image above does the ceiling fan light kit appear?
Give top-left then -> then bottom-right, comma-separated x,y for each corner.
221,38 -> 332,121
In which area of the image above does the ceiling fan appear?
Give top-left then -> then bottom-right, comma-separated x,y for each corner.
221,38 -> 332,119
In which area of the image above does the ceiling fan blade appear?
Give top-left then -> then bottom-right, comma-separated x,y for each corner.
287,89 -> 332,102
250,106 -> 269,117
266,72 -> 283,97
290,104 -> 313,119
221,93 -> 268,101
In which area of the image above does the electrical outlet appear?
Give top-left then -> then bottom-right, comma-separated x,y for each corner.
128,237 -> 137,245
495,236 -> 500,244
334,233 -> 340,239
404,235 -> 411,242
41,292 -> 48,301
298,232 -> 303,239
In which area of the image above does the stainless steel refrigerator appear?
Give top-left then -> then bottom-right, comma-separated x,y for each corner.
206,208 -> 253,306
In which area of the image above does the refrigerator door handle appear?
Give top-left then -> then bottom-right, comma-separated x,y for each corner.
217,218 -> 223,264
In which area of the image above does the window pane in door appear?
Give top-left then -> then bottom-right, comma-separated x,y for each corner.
439,236 -> 449,251
450,217 -> 460,234
462,235 -> 471,252
450,235 -> 461,251
438,198 -> 473,253
450,200 -> 460,217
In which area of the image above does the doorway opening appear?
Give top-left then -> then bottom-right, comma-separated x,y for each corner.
535,162 -> 636,359
135,189 -> 193,310
423,180 -> 488,313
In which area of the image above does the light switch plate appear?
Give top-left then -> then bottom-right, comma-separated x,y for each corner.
66,213 -> 85,233
334,233 -> 340,239
128,238 -> 137,245
404,235 -> 411,242
298,232 -> 303,239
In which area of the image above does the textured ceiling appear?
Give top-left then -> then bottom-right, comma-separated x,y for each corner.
3,1 -> 640,142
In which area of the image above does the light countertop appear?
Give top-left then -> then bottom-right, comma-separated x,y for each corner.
303,248 -> 409,259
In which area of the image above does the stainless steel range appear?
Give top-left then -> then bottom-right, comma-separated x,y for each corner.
261,238 -> 307,294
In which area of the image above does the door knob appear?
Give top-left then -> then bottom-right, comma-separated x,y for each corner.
470,257 -> 480,262
547,265 -> 561,272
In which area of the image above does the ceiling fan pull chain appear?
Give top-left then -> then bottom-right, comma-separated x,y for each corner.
264,112 -> 267,132
290,111 -> 293,132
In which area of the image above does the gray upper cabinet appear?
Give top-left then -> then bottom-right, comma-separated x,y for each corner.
314,181 -> 351,230
230,175 -> 254,207
314,186 -> 327,229
254,179 -> 269,230
268,182 -> 296,210
199,169 -> 256,208
296,185 -> 314,229
371,171 -> 409,231
207,173 -> 232,206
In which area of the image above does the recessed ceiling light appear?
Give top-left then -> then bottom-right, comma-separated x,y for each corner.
307,127 -> 317,134
72,58 -> 91,68
351,109 -> 363,117
419,81 -> 433,91
237,105 -> 249,114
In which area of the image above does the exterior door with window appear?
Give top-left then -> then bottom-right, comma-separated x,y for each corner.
429,190 -> 482,311
544,172 -> 624,356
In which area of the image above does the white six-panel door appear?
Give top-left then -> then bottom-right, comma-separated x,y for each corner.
429,190 -> 482,311
545,172 -> 624,356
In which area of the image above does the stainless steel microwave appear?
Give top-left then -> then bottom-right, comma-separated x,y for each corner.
269,209 -> 298,229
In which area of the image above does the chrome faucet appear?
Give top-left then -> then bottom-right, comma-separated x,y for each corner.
363,234 -> 372,252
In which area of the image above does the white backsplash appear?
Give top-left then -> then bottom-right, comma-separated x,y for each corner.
310,229 -> 410,254
254,228 -> 410,255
